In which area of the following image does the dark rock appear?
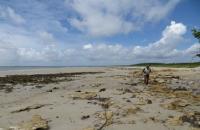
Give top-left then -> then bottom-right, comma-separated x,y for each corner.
126,99 -> 131,103
0,72 -> 103,85
46,89 -> 53,92
192,89 -> 200,96
99,88 -> 106,92
95,97 -> 110,102
131,94 -> 136,98
147,99 -> 152,104
123,88 -> 133,93
5,86 -> 13,93
81,115 -> 90,120
52,87 -> 59,90
9,115 -> 48,130
87,101 -> 97,105
11,104 -> 52,113
35,85 -> 43,88
173,87 -> 187,91
182,112 -> 200,128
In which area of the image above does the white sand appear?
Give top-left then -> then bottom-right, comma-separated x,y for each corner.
0,67 -> 199,130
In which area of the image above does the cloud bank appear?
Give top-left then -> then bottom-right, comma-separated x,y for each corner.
68,0 -> 180,37
0,0 -> 199,66
0,19 -> 199,66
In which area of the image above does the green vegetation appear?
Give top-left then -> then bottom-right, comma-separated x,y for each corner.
192,28 -> 200,42
192,28 -> 200,57
131,62 -> 200,68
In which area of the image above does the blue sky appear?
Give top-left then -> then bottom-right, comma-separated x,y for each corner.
0,0 -> 199,66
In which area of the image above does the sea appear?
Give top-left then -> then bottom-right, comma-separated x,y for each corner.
0,66 -> 67,71
0,66 -> 105,71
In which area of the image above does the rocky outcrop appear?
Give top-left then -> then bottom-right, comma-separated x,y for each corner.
71,91 -> 97,100
9,115 -> 48,130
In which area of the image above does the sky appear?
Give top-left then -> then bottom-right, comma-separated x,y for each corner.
0,0 -> 199,66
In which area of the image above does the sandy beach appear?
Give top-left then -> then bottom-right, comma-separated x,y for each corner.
0,67 -> 200,130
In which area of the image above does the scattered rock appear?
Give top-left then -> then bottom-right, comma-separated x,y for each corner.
71,91 -> 97,100
130,94 -> 136,98
46,89 -> 53,92
116,106 -> 142,117
146,99 -> 152,104
99,88 -> 106,92
136,98 -> 152,105
116,88 -> 134,94
165,75 -> 180,79
182,112 -> 200,128
97,111 -> 113,126
167,112 -> 200,127
11,104 -> 52,113
173,87 -> 187,91
160,99 -> 189,110
83,127 -> 95,130
123,82 -> 138,86
125,106 -> 141,115
192,89 -> 200,96
167,115 -> 183,125
169,91 -> 193,98
0,72 -> 103,85
94,97 -> 110,102
123,88 -> 133,93
35,85 -> 43,89
52,87 -> 59,90
126,99 -> 131,103
100,101 -> 112,109
81,115 -> 90,120
148,117 -> 159,122
149,85 -> 170,93
156,79 -> 166,84
91,83 -> 101,88
9,115 -> 48,130
5,86 -> 14,93
87,101 -> 98,105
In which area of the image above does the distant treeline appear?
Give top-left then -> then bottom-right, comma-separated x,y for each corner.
131,62 -> 200,68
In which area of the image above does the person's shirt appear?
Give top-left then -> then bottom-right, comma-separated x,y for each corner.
143,67 -> 151,75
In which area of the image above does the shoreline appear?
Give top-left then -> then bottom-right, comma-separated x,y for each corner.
0,67 -> 199,130
0,67 -> 106,77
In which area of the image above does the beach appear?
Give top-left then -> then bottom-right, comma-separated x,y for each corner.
0,67 -> 200,130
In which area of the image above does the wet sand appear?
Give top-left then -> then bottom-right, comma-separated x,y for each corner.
0,67 -> 200,130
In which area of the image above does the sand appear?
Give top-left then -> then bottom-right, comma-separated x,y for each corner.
0,67 -> 200,130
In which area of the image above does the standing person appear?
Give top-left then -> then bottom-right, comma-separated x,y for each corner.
143,65 -> 151,85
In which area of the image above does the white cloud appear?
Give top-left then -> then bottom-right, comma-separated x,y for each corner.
143,0 -> 180,21
131,21 -> 187,59
82,44 -> 128,61
0,7 -> 25,24
184,43 -> 200,56
0,23 -> 65,65
75,21 -> 197,64
67,0 -> 180,37
38,31 -> 56,45
0,19 -> 199,66
163,21 -> 186,36
83,44 -> 93,49
0,43 -> 19,65
17,45 -> 63,63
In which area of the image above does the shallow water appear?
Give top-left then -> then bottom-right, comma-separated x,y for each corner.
0,66 -> 82,71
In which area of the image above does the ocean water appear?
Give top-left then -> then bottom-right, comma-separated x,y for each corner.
0,66 -> 67,71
